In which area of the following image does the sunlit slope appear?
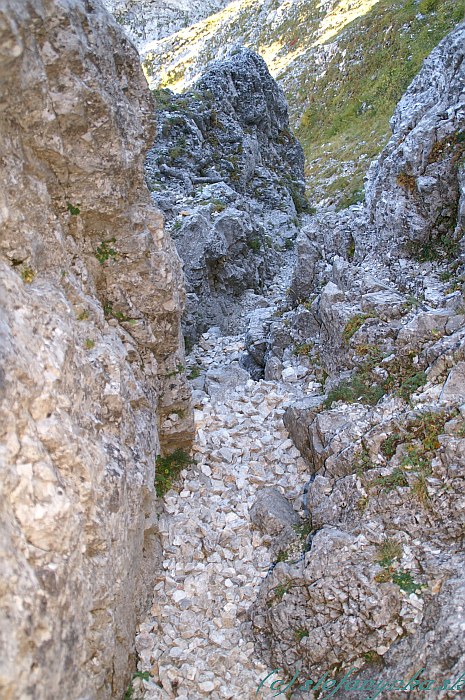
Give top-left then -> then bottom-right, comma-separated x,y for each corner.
143,0 -> 465,208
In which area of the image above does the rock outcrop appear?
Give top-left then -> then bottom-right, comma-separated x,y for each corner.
249,23 -> 465,690
138,0 -> 463,209
146,48 -> 308,342
0,1 -> 193,699
101,0 -> 232,50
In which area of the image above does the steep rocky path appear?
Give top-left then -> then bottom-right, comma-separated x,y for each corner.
131,258 -> 314,699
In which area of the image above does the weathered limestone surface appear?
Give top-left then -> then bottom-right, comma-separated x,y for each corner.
101,0 -> 232,49
145,48 -> 307,342
0,1 -> 193,698
247,25 -> 465,690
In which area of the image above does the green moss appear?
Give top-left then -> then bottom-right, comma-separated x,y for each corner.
155,449 -> 192,497
20,266 -> 35,283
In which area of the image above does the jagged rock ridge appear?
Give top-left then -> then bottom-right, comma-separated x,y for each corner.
0,1 -> 193,698
146,47 -> 308,343
138,0 -> 463,209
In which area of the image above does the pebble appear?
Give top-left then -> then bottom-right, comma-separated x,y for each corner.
135,260 -> 319,700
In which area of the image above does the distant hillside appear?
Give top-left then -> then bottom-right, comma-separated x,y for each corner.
102,0 -> 232,47
140,0 -> 464,208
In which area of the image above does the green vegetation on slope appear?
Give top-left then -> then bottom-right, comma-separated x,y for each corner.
142,0 -> 465,208
295,0 -> 465,207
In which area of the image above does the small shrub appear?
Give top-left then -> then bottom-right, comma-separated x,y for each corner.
276,550 -> 289,563
380,432 -> 403,458
406,233 -> 461,263
273,583 -> 291,599
77,310 -> 89,321
411,473 -> 430,506
397,371 -> 427,401
324,374 -> 385,408
187,366 -> 202,380
353,448 -> 373,476
293,342 -> 314,356
392,570 -> 423,594
166,363 -> 185,378
287,182 -> 315,214
67,202 -> 81,215
338,188 -> 365,210
347,236 -> 356,261
247,237 -> 261,252
84,338 -> 95,350
295,627 -> 309,641
95,238 -> 117,264
293,520 -> 313,541
155,448 -> 192,497
372,467 -> 408,492
124,671 -> 151,700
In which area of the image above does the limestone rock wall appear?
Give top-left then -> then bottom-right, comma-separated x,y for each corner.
0,1 -> 193,699
101,0 -> 232,49
146,48 -> 308,342
366,23 -> 465,255
248,23 -> 465,687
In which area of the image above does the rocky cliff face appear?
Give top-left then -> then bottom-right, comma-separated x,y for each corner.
146,48 -> 308,343
101,0 -> 232,49
138,0 -> 464,209
248,23 -> 465,689
0,1 -> 193,699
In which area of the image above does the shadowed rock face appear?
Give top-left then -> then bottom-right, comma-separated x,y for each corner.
0,1 -> 193,698
146,48 -> 308,341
